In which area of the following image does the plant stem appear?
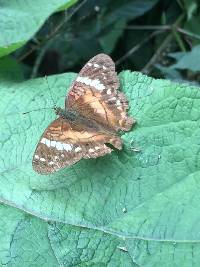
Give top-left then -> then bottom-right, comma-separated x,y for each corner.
125,25 -> 200,41
142,14 -> 185,74
31,40 -> 53,78
115,30 -> 164,66
177,28 -> 200,41
172,26 -> 187,52
125,25 -> 171,31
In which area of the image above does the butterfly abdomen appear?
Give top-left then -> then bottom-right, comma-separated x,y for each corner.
55,106 -> 103,131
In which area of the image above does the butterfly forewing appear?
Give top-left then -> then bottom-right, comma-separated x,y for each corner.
66,54 -> 134,132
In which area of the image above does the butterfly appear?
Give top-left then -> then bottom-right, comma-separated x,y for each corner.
32,54 -> 134,174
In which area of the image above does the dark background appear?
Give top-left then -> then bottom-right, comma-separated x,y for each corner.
15,0 -> 200,83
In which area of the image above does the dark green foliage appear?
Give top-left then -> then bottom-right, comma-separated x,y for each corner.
1,0 -> 200,82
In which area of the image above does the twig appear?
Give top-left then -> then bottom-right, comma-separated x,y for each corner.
142,33 -> 173,74
142,14 -> 185,74
125,25 -> 200,41
172,26 -> 187,52
176,28 -> 200,41
31,40 -> 53,78
18,44 -> 39,62
176,0 -> 184,9
45,0 -> 88,41
125,25 -> 171,31
115,30 -> 164,66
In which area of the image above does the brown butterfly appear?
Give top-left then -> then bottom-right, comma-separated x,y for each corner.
32,54 -> 134,174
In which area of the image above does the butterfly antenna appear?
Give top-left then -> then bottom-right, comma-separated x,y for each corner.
21,76 -> 57,116
22,107 -> 52,115
45,75 -> 57,110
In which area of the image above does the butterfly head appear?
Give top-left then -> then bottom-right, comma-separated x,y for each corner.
53,106 -> 68,119
53,106 -> 62,116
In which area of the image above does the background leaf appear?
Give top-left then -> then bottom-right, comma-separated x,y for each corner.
170,44 -> 200,71
0,57 -> 24,82
4,0 -> 200,81
1,71 -> 200,265
0,0 -> 77,57
103,0 -> 159,26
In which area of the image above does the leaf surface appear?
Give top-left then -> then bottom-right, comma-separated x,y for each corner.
0,204 -> 58,266
1,71 -> 200,266
0,204 -> 136,266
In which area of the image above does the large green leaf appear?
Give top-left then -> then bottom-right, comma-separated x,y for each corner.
0,204 -> 58,266
0,0 -> 78,57
1,71 -> 200,266
48,223 -> 135,266
1,204 -> 133,266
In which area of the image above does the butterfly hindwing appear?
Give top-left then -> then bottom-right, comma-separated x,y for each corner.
66,54 -> 134,132
33,118 -> 82,174
32,117 -> 122,174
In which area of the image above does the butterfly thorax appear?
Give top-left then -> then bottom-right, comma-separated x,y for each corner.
54,106 -> 114,132
54,106 -> 98,129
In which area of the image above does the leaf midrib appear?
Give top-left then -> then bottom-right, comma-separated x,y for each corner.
0,169 -> 199,243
